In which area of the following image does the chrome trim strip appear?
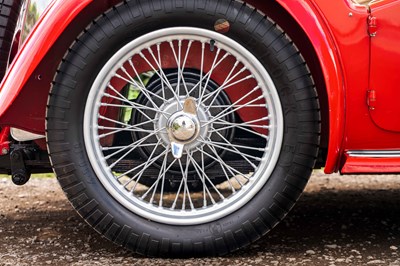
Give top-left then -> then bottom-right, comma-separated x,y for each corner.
347,150 -> 400,158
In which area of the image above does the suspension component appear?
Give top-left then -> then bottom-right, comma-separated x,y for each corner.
10,149 -> 31,185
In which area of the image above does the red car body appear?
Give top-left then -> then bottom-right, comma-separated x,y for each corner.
1,0 -> 400,175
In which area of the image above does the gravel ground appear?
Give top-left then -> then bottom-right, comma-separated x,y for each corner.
0,170 -> 400,265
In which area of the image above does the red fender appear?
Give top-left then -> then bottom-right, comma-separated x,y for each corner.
0,0 -> 352,173
0,0 -> 92,118
246,0 -> 350,173
274,0 -> 346,174
0,0 -> 120,132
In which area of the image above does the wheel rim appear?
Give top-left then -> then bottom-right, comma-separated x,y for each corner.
84,27 -> 284,225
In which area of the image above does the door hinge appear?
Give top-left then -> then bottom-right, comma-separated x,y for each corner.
367,90 -> 377,110
368,15 -> 377,37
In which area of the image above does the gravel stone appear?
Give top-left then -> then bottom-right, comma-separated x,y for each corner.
326,244 -> 338,249
0,171 -> 399,265
367,260 -> 386,264
306,250 -> 316,255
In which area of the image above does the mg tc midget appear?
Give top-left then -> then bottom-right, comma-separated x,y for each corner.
0,0 -> 399,257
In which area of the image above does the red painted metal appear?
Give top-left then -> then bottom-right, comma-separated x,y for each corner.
0,127 -> 10,155
276,1 -> 346,173
0,0 -> 120,133
341,156 -> 400,174
251,0 -> 369,173
9,31 -> 21,66
1,0 -> 400,174
0,0 -> 91,117
368,1 -> 400,132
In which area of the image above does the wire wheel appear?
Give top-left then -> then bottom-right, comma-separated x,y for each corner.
48,0 -> 321,256
84,27 -> 283,225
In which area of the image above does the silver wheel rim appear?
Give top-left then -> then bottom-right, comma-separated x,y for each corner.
83,27 -> 284,225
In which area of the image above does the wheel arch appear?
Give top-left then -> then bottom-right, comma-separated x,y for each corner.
0,0 -> 344,173
246,0 -> 345,173
0,0 -> 120,132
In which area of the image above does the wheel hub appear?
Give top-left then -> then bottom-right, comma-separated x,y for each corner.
166,97 -> 201,159
168,114 -> 197,142
155,96 -> 211,157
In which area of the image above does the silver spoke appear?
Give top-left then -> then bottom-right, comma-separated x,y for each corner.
202,136 -> 246,188
105,128 -> 163,165
196,146 -> 249,179
158,158 -> 177,207
209,116 -> 270,133
170,161 -> 185,210
204,59 -> 240,104
203,84 -> 261,125
200,139 -> 262,163
202,137 -> 264,152
199,42 -> 205,98
99,126 -> 153,137
100,102 -> 161,113
102,143 -> 157,151
187,52 -> 230,96
125,139 -> 164,191
169,40 -> 192,97
119,66 -> 166,107
178,156 -> 195,210
145,148 -> 169,202
180,40 -> 193,97
203,73 -> 252,104
210,119 -> 269,139
117,146 -> 165,180
106,84 -> 154,121
197,48 -> 221,106
144,49 -> 183,108
207,132 -> 259,169
208,104 -> 266,108
202,65 -> 247,109
114,73 -> 165,109
212,116 -> 269,127
203,92 -> 265,127
203,139 -> 236,192
187,151 -> 218,205
99,115 -> 155,130
156,44 -> 166,99
187,150 -> 225,200
98,118 -> 156,139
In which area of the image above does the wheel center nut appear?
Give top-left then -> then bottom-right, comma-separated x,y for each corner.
169,115 -> 197,141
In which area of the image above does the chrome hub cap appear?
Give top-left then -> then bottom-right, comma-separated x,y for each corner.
167,98 -> 201,159
169,114 -> 197,141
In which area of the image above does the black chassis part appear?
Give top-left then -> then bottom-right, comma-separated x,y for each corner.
0,143 -> 51,176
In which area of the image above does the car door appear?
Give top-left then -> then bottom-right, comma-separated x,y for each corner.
368,0 -> 400,132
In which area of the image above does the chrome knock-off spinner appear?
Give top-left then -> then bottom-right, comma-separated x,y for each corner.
167,98 -> 201,159
156,97 -> 211,158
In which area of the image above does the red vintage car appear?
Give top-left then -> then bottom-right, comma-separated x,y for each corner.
0,0 -> 398,257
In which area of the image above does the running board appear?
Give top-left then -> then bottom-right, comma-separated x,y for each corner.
341,150 -> 400,174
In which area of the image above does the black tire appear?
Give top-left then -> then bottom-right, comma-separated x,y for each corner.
47,0 -> 320,257
0,0 -> 23,80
